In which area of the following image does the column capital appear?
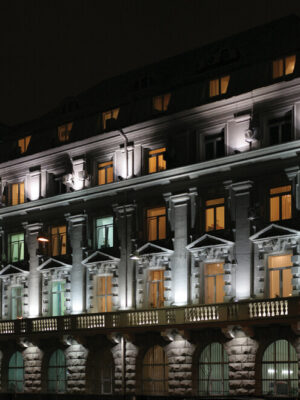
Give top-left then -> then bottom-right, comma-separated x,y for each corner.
113,203 -> 136,216
285,165 -> 300,180
22,222 -> 43,235
65,213 -> 87,225
164,189 -> 198,229
230,180 -> 253,194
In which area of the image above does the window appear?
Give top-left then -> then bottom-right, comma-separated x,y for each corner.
48,349 -> 66,393
148,148 -> 166,173
51,282 -> 66,316
205,133 -> 225,160
50,226 -> 67,257
262,340 -> 298,396
147,207 -> 166,241
269,115 -> 292,145
18,136 -> 31,154
199,343 -> 229,396
94,276 -> 113,312
205,198 -> 225,231
152,93 -> 171,112
9,182 -> 25,206
273,55 -> 296,79
98,161 -> 114,185
11,286 -> 22,319
269,185 -> 292,222
88,350 -> 114,394
58,122 -> 73,142
148,270 -> 164,308
8,352 -> 24,392
142,346 -> 168,395
268,254 -> 293,298
8,233 -> 25,262
96,216 -> 113,248
204,263 -> 225,304
102,108 -> 119,130
209,76 -> 230,97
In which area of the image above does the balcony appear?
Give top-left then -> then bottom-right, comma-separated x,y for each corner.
0,297 -> 298,337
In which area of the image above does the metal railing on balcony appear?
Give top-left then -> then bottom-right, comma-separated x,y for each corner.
0,297 -> 297,336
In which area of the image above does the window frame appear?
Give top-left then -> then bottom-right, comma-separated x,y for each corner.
267,254 -> 293,299
102,108 -> 120,130
10,285 -> 23,319
97,160 -> 114,185
47,349 -> 67,393
8,182 -> 25,206
49,225 -> 67,257
204,197 -> 225,232
8,351 -> 24,393
152,93 -> 171,113
147,269 -> 165,308
269,185 -> 292,222
272,55 -> 296,80
51,280 -> 66,316
148,147 -> 167,174
209,75 -> 230,98
141,345 -> 168,395
18,136 -> 31,154
8,232 -> 25,263
95,216 -> 114,249
146,206 -> 167,242
57,122 -> 73,142
204,262 -> 225,304
94,275 -> 113,313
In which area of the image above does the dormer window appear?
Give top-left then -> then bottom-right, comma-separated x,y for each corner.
152,93 -> 171,112
58,122 -> 73,142
148,148 -> 166,173
209,76 -> 230,97
18,136 -> 31,154
102,108 -> 119,130
273,55 -> 296,79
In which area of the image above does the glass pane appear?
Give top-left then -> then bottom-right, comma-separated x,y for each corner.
269,270 -> 280,298
270,196 -> 280,221
273,59 -> 284,78
285,55 -> 296,75
282,122 -> 292,143
216,206 -> 225,230
153,95 -> 163,111
158,216 -> 166,240
205,276 -> 215,304
270,185 -> 291,195
163,93 -> 171,111
107,166 -> 114,183
157,154 -> 166,171
220,75 -> 230,94
98,168 -> 106,185
12,184 -> 19,206
205,141 -> 214,160
206,198 -> 224,207
19,183 -> 25,204
282,268 -> 292,297
270,126 -> 280,145
209,79 -> 219,97
282,194 -> 292,220
149,156 -> 156,173
205,208 -> 214,231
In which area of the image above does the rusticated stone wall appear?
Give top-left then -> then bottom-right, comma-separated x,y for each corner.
65,343 -> 88,393
23,345 -> 43,393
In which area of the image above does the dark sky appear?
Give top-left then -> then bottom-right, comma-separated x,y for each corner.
2,0 -> 300,126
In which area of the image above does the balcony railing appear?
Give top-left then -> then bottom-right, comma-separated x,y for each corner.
0,297 -> 297,336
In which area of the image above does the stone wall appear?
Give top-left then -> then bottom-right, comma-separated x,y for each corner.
65,342 -> 88,393
23,345 -> 43,393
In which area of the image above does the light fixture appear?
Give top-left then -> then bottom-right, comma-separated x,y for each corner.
130,250 -> 140,260
37,230 -> 49,243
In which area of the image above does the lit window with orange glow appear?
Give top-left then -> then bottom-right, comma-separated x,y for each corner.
204,263 -> 225,304
18,136 -> 31,154
58,122 -> 73,142
205,198 -> 225,231
102,108 -> 120,130
51,226 -> 67,257
147,207 -> 166,241
148,148 -> 166,173
98,161 -> 114,185
152,93 -> 171,112
268,254 -> 292,298
273,55 -> 296,79
209,76 -> 230,97
148,270 -> 164,308
94,275 -> 113,312
9,182 -> 25,206
269,185 -> 292,222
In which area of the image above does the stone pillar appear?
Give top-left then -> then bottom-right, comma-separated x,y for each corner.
230,181 -> 253,300
164,190 -> 197,306
24,222 -> 42,317
66,214 -> 87,314
113,204 -> 135,309
23,344 -> 43,393
66,341 -> 88,393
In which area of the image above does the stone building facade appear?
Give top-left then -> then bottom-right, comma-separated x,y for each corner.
0,16 -> 300,398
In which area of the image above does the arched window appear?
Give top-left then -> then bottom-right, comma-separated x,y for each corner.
8,351 -> 24,392
142,345 -> 168,395
48,349 -> 66,393
262,339 -> 298,396
88,349 -> 114,394
199,342 -> 229,396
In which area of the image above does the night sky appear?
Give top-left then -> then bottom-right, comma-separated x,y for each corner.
2,0 -> 300,126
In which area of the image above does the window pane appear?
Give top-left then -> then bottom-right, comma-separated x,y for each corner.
209,79 -> 219,97
153,95 -> 163,111
269,270 -> 280,298
158,215 -> 166,240
216,206 -> 225,230
205,208 -> 215,231
148,217 -> 157,241
19,183 -> 24,204
285,55 -> 296,75
270,125 -> 280,145
282,268 -> 292,297
98,168 -> 106,185
206,198 -> 224,207
205,276 -> 215,304
147,207 -> 166,241
282,194 -> 292,220
205,141 -> 214,160
149,156 -> 157,173
220,75 -> 230,94
163,93 -> 171,111
12,184 -> 19,206
48,350 -> 66,393
273,59 -> 284,79
282,122 -> 292,143
157,154 -> 166,171
270,185 -> 291,195
270,196 -> 280,221
107,166 -> 114,183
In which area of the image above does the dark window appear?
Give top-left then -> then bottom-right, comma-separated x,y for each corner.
269,115 -> 292,145
205,133 -> 225,161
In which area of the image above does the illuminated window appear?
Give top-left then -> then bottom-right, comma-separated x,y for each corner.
102,108 -> 119,130
269,114 -> 292,145
9,182 -> 25,206
269,185 -> 292,222
96,217 -> 113,248
209,76 -> 230,97
147,207 -> 166,241
205,133 -> 225,160
148,270 -> 164,308
148,148 -> 166,173
262,340 -> 298,396
57,122 -> 73,142
273,55 -> 296,79
268,254 -> 292,298
50,226 -> 67,257
18,136 -> 31,154
199,343 -> 229,396
142,346 -> 168,395
8,352 -> 24,393
94,275 -> 113,312
51,281 -> 65,316
48,349 -> 66,393
11,287 -> 23,319
204,263 -> 225,304
8,233 -> 24,263
98,161 -> 114,185
152,93 -> 171,112
205,198 -> 225,231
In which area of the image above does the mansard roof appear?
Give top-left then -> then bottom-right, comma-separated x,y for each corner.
0,264 -> 29,276
82,251 -> 120,266
249,223 -> 300,242
186,234 -> 234,250
137,242 -> 173,256
37,258 -> 72,271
